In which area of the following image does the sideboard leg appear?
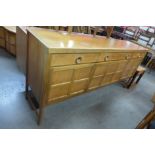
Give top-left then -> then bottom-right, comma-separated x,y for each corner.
25,83 -> 28,100
127,72 -> 138,88
38,106 -> 44,125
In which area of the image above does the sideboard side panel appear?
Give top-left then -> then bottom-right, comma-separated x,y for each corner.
16,26 -> 27,74
28,33 -> 48,102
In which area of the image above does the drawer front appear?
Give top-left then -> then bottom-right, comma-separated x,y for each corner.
50,53 -> 99,66
132,52 -> 146,59
98,52 -> 133,62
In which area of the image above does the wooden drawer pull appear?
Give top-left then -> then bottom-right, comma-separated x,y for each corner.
104,56 -> 109,61
75,57 -> 82,64
125,55 -> 129,60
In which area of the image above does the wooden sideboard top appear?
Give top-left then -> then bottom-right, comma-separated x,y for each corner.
17,26 -> 40,34
17,26 -> 28,34
27,27 -> 148,52
3,26 -> 16,33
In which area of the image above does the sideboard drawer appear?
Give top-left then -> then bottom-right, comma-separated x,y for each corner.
98,52 -> 132,62
132,52 -> 146,59
50,53 -> 99,66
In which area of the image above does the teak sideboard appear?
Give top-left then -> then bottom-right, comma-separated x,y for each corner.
26,27 -> 148,124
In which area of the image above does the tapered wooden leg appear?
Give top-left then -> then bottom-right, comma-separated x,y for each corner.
25,83 -> 28,99
37,103 -> 44,125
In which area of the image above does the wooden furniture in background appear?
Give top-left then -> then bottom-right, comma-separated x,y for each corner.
136,105 -> 155,129
123,26 -> 140,40
39,26 -> 73,33
136,91 -> 155,129
25,27 -> 148,124
3,26 -> 16,55
72,27 -> 89,34
91,26 -> 105,37
92,26 -> 114,38
0,26 -> 16,55
136,95 -> 155,129
0,27 -> 5,48
106,26 -> 114,38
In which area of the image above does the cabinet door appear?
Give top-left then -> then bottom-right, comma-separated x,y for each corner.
48,64 -> 94,102
5,31 -> 16,55
70,79 -> 89,95
100,60 -> 127,86
88,62 -> 107,90
121,58 -> 142,79
89,60 -> 128,89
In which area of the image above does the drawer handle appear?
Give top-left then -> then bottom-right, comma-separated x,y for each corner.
75,57 -> 82,64
125,55 -> 130,60
104,56 -> 109,61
